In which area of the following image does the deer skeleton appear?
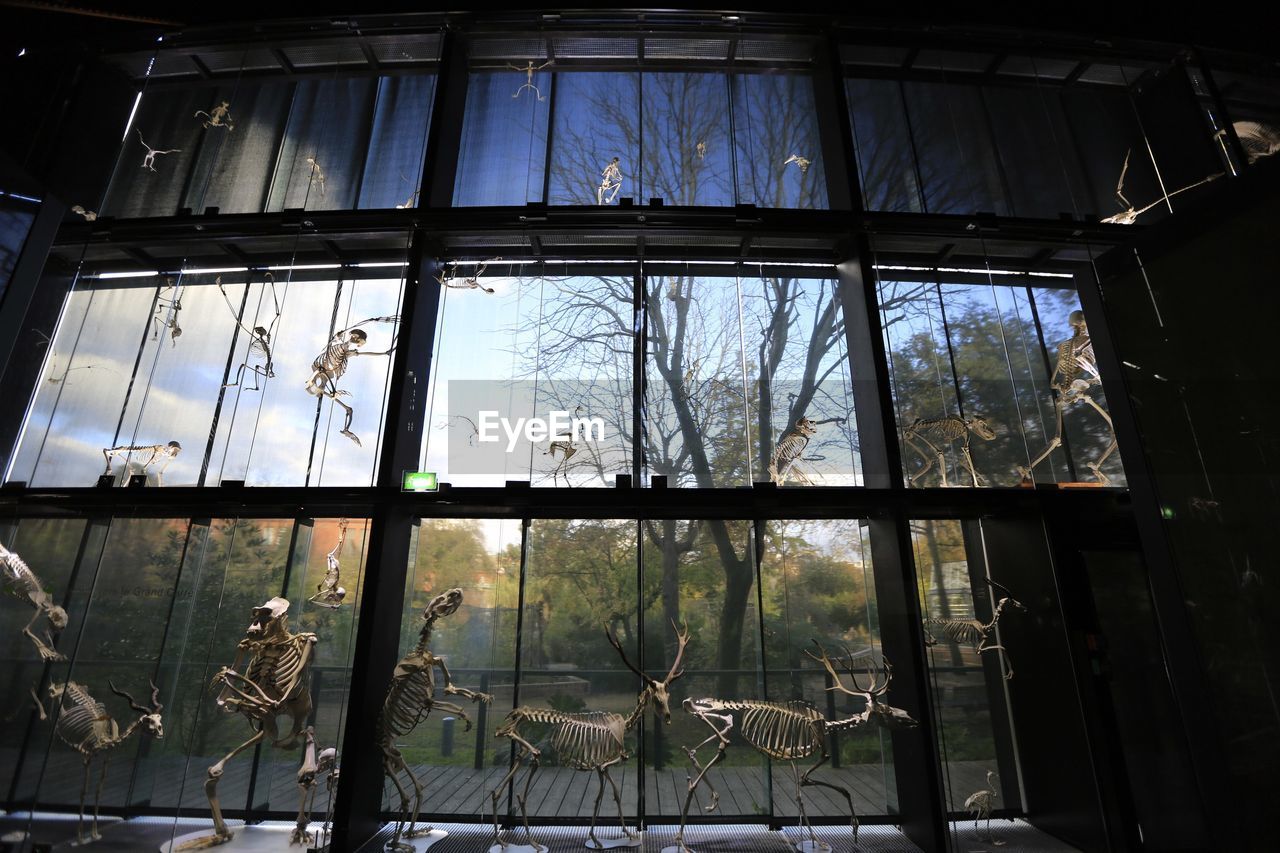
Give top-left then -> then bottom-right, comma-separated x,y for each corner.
304,315 -> 400,447
1101,148 -> 1222,225
40,680 -> 163,845
194,101 -> 234,131
598,157 -> 623,205
509,60 -> 553,101
309,518 -> 349,609
436,258 -> 499,294
902,414 -> 997,487
1,540 -> 68,662
178,597 -> 317,850
152,277 -> 183,345
769,416 -> 846,485
490,623 -> 689,851
1017,310 -> 1117,485
924,579 -> 1025,680
784,153 -> 812,174
137,129 -> 180,172
673,645 -> 918,852
218,273 -> 281,392
964,770 -> 1000,843
378,589 -> 492,852
101,441 -> 181,486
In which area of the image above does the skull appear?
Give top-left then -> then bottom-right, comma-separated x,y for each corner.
794,417 -> 818,437
424,588 -> 464,622
968,416 -> 997,440
142,713 -> 165,739
247,597 -> 290,637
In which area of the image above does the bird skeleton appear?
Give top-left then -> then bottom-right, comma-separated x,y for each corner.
964,770 -> 1001,844
490,623 -> 689,851
768,415 -> 846,485
1,539 -> 68,662
923,578 -> 1025,680
152,278 -> 183,345
598,157 -> 623,205
784,153 -> 812,174
509,60 -> 553,101
1101,148 -> 1222,225
177,597 -> 317,849
308,518 -> 348,609
378,589 -> 492,852
673,644 -> 918,852
218,273 -> 281,393
101,441 -> 181,486
902,414 -> 996,488
39,680 -> 163,845
436,258 -> 499,294
194,100 -> 234,131
304,315 -> 400,447
1017,310 -> 1117,485
137,129 -> 180,172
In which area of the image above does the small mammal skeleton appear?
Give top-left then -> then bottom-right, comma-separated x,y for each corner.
379,589 -> 492,852
304,315 -> 399,447
784,153 -> 812,174
903,414 -> 996,487
1101,149 -> 1222,225
508,59 -> 553,101
39,680 -> 163,845
137,129 -> 180,172
308,518 -> 348,609
218,273 -> 280,392
152,278 -> 182,345
101,441 -> 181,486
768,415 -> 846,485
598,157 -> 623,205
1,540 -> 68,662
923,578 -> 1025,680
436,257 -> 499,294
194,100 -> 234,131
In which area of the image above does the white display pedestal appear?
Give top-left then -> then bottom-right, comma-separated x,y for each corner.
584,833 -> 642,849
794,839 -> 833,853
384,827 -> 449,851
488,843 -> 548,853
160,821 -> 335,852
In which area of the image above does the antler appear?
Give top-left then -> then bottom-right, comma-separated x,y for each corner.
150,679 -> 163,713
604,625 -> 650,683
665,620 -> 690,684
986,577 -> 1014,599
110,680 -> 160,714
806,641 -> 891,697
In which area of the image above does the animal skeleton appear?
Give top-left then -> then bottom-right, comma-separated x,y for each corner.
152,277 -> 183,345
509,60 -> 553,100
964,770 -> 1001,844
902,414 -> 997,487
543,404 -> 584,485
696,140 -> 707,160
436,258 -> 499,294
768,415 -> 846,485
1231,120 -> 1280,164
179,597 -> 317,849
1,539 -> 68,662
378,589 -> 492,852
308,518 -> 348,609
1101,149 -> 1222,225
71,205 -> 97,221
40,680 -> 163,845
137,129 -> 180,172
299,742 -> 339,849
305,156 -> 327,197
674,645 -> 917,852
490,623 -> 689,851
1017,311 -> 1117,485
218,273 -> 281,393
304,315 -> 400,446
101,441 -> 181,486
194,100 -> 234,131
784,153 -> 812,175
598,157 -> 623,205
395,171 -> 420,209
923,579 -> 1025,680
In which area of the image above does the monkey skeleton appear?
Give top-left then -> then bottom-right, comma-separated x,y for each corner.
304,315 -> 399,447
378,589 -> 491,851
137,129 -> 180,172
308,518 -> 348,609
784,153 -> 812,174
902,414 -> 996,488
194,100 -> 234,131
218,273 -> 280,393
436,257 -> 499,294
1,540 -> 68,662
768,415 -> 845,485
101,441 -> 181,486
509,60 -> 553,101
924,579 -> 1025,680
598,157 -> 623,205
152,278 -> 182,345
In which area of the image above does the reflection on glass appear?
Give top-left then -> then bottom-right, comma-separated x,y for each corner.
733,73 -> 828,209
454,71 -> 552,206
548,73 -> 642,205
642,73 -> 733,206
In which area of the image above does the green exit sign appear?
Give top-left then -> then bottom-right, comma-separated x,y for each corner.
403,471 -> 439,492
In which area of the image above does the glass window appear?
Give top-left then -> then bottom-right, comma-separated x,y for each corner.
733,73 -> 828,209
641,73 -> 734,206
846,78 -> 923,213
548,72 -> 642,205
901,82 -> 1009,215
454,71 -> 552,206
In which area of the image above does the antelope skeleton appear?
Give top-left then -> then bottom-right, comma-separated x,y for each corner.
673,645 -> 917,853
178,597 -> 318,849
218,273 -> 281,393
923,578 -> 1025,680
768,415 -> 846,485
598,157 -> 623,205
784,153 -> 812,175
1,539 -> 68,662
490,623 -> 689,851
964,770 -> 1000,843
304,315 -> 400,447
309,518 -> 349,609
101,441 -> 182,486
39,680 -> 164,845
902,414 -> 997,487
1017,310 -> 1117,485
378,588 -> 492,852
194,101 -> 234,131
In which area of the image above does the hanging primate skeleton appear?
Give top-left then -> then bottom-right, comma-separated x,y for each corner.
218,273 -> 281,393
671,645 -> 917,853
902,414 -> 997,487
152,278 -> 183,345
964,770 -> 1001,844
179,597 -> 318,849
137,129 -> 180,172
1017,310 -> 1118,485
378,588 -> 492,852
768,415 -> 846,485
305,156 -> 327,198
509,60 -> 553,100
598,157 -> 623,205
1,540 -> 68,662
101,440 -> 181,486
923,578 -> 1025,680
194,100 -> 234,131
1100,149 -> 1221,225
490,624 -> 689,851
436,257 -> 499,294
39,680 -> 163,845
784,153 -> 812,175
305,315 -> 400,447
308,518 -> 348,609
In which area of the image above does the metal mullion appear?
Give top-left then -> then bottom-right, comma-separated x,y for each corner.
540,71 -> 558,204
1026,286 -> 1079,482
752,517 -> 774,821
505,516 -> 533,821
633,264 -> 645,484
634,518 -> 646,827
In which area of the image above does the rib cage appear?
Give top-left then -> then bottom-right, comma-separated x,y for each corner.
770,431 -> 811,477
378,667 -> 434,741
923,617 -> 985,650
500,707 -> 629,770
904,416 -> 968,442
53,683 -> 114,753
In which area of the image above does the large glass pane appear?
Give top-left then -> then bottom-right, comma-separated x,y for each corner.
548,72 -> 642,205
902,82 -> 1009,215
454,71 -> 552,206
358,75 -> 436,210
732,73 -> 828,209
641,72 -> 734,206
845,78 -> 923,213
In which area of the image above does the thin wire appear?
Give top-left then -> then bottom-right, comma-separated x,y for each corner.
1012,286 -> 1053,475
524,274 -> 548,481
978,238 -> 1035,473
735,273 -> 754,483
